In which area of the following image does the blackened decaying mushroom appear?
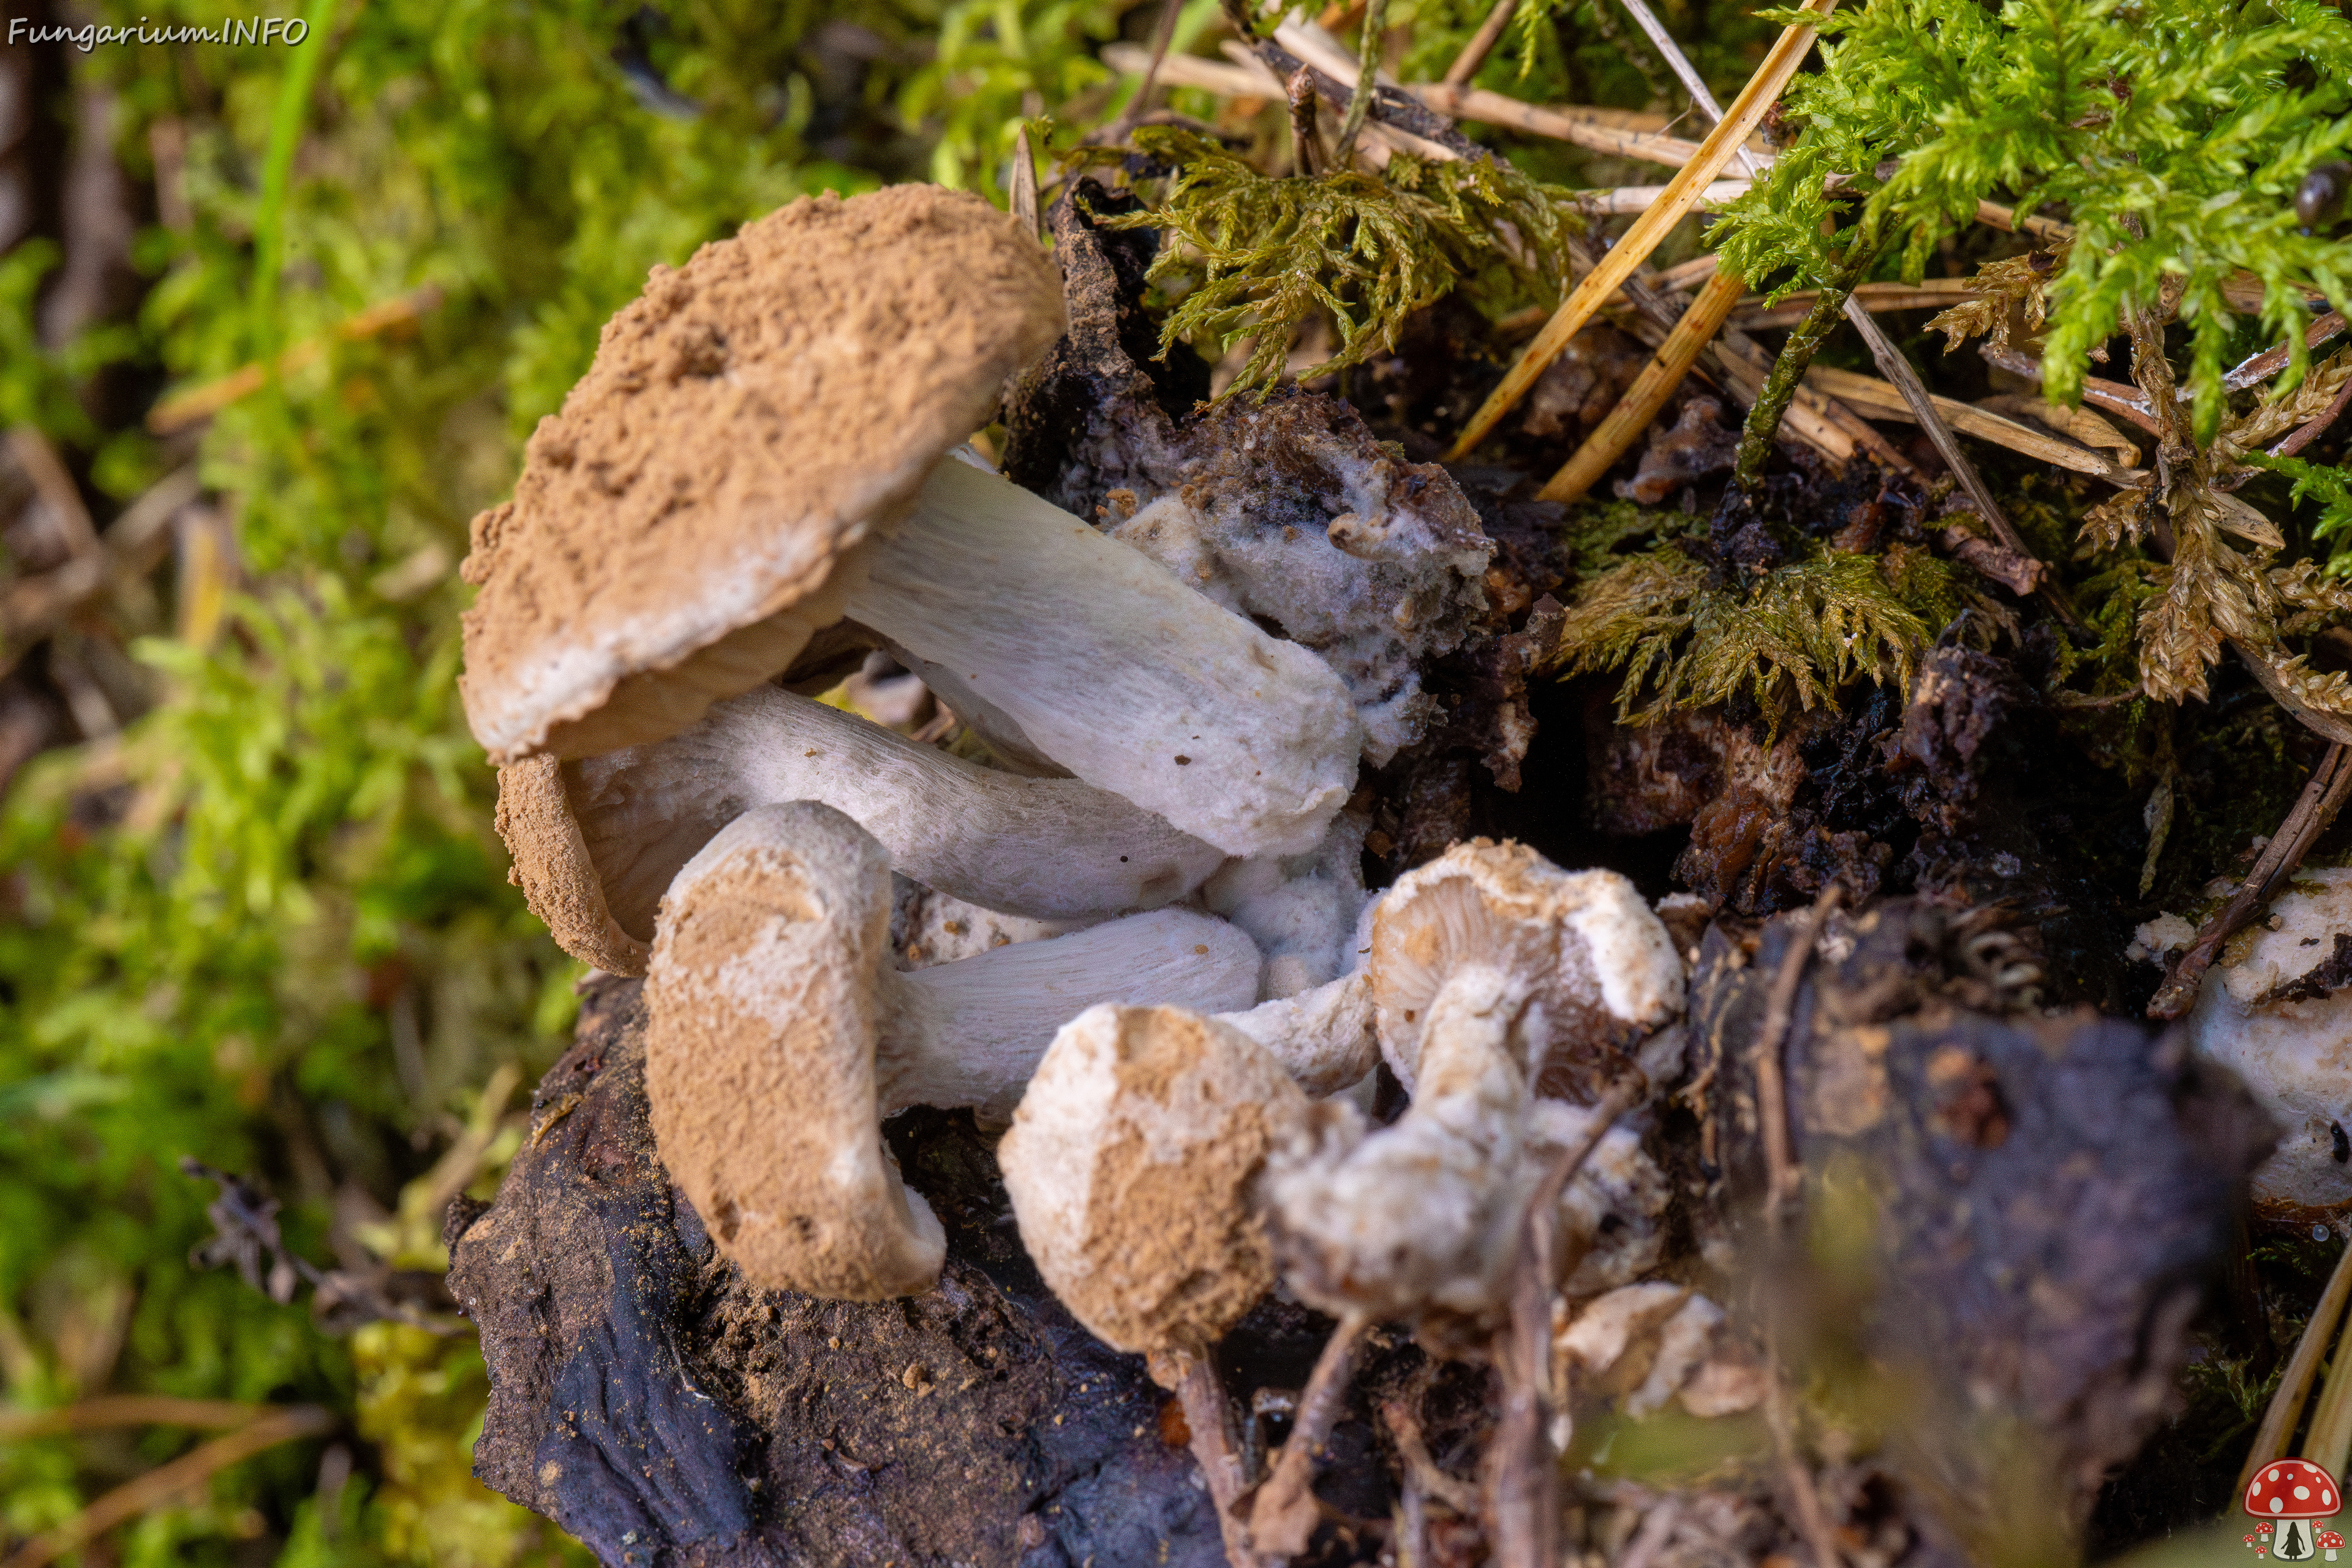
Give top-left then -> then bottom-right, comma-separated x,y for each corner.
1003,181 -> 1496,766
493,683 -> 1229,976
644,803 -> 1261,1298
459,184 -> 1363,860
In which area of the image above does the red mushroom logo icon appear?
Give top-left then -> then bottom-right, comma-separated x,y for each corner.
2320,1529 -> 2345,1560
2247,1461 -> 2343,1561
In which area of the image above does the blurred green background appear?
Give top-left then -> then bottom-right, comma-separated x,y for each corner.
0,2 -> 1753,1562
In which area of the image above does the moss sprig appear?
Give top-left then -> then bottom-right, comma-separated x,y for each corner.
1073,126 -> 1582,396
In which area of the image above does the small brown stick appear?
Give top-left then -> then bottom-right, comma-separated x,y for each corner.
1760,1356 -> 1843,1568
1,1406 -> 336,1568
0,1396 -> 270,1441
1249,1311 -> 1373,1556
1151,1348 -> 1265,1568
2269,369 -> 2352,460
1442,0 -> 1839,461
1977,345 -> 2166,437
1804,362 -> 2146,485
1539,268 -> 1749,502
1331,0 -> 1390,165
2237,1236 -> 2352,1495
147,286 -> 443,434
1379,1398 -> 1481,1515
2149,743 -> 2352,1019
1411,84 -> 1711,166
1733,280 -> 1975,328
1287,67 -> 1322,177
2225,310 -> 2348,391
9,427 -> 100,559
1839,295 -> 2089,631
1441,0 -> 1517,85
1755,882 -> 1844,1231
1106,0 -> 1185,143
1492,1074 -> 1647,1568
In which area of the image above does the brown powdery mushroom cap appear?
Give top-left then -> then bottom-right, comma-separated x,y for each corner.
998,1003 -> 1313,1354
459,186 -> 1064,764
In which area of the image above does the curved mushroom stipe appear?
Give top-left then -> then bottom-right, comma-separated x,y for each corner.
1265,963 -> 1535,1322
845,458 -> 1366,859
645,801 -> 944,1300
495,753 -> 654,976
1372,840 -> 1684,1094
1213,968 -> 1379,1099
565,684 -> 1230,938
999,1003 -> 1314,1355
647,804 -> 1266,1300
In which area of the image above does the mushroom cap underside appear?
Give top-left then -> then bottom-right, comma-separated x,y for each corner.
459,184 -> 1066,764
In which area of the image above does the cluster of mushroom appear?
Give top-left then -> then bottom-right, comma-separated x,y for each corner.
998,837 -> 1686,1364
458,183 -> 1428,1295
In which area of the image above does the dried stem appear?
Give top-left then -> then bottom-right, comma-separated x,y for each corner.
1441,0 -> 1517,85
1009,124 -> 1041,237
1152,1348 -> 1265,1568
1761,1355 -> 1843,1568
1732,243 -> 1877,494
1379,1397 -> 1480,1515
1250,1311 -> 1373,1556
1107,0 -> 1185,143
147,286 -> 442,435
1754,882 -> 1844,1229
1443,0 -> 1839,460
1332,0 -> 1390,165
1492,1074 -> 1647,1568
1,1406 -> 336,1568
2149,743 -> 2352,1019
1540,268 -> 1750,502
2237,1238 -> 2352,1495
2225,310 -> 2348,391
1612,0 -> 1762,177
0,1396 -> 269,1441
2271,371 -> 2352,460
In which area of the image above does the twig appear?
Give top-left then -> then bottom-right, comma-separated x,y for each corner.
1493,1075 -> 1647,1568
1573,180 -> 1749,215
1611,0 -> 1762,178
2,467 -> 199,671
2225,311 -> 2348,393
1441,0 -> 1517,85
2149,743 -> 2352,1019
1332,0 -> 1390,165
1151,1348 -> 1265,1568
1754,883 -> 1844,1230
1540,268 -> 1749,502
1804,363 -> 2146,486
1,1406 -> 336,1568
1107,0 -> 1185,143
1378,1398 -> 1480,1515
1760,1356 -> 1842,1568
147,286 -> 443,435
0,1396 -> 269,1441
1442,0 -> 1840,461
8,427 -> 99,559
1410,83 -> 1712,167
1839,292 -> 2086,628
2271,371 -> 2352,461
1733,280 -> 1973,328
1248,1311 -> 1373,1556
1618,1499 -> 1686,1568
2237,1237 -> 2352,1495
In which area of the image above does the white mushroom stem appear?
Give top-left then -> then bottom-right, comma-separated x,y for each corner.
844,457 -> 1365,859
1265,963 -> 1534,1322
1213,970 -> 1379,1099
879,909 -> 1263,1120
568,683 -> 1229,937
649,804 -> 1265,1300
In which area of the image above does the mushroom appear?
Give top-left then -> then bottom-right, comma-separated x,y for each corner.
1263,840 -> 1683,1323
495,682 -> 1229,974
458,184 -> 1362,859
1199,810 -> 1371,999
2185,867 -> 2352,1221
644,802 -> 1261,1298
2245,1460 -> 2342,1562
2321,1531 -> 2344,1561
1368,840 -> 1685,1101
997,1001 -> 1314,1356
